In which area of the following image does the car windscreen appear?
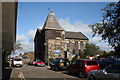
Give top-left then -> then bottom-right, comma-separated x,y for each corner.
54,58 -> 61,61
117,58 -> 120,62
86,61 -> 98,66
14,59 -> 22,61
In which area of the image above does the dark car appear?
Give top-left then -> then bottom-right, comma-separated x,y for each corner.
50,58 -> 70,71
87,64 -> 120,80
27,61 -> 33,65
96,58 -> 108,69
110,58 -> 120,64
66,59 -> 100,78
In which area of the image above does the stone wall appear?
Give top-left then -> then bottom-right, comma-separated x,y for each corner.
47,38 -> 88,60
48,38 -> 65,59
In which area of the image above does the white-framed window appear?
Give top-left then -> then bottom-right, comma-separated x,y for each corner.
65,41 -> 69,50
83,42 -> 86,49
72,41 -> 75,49
78,42 -> 80,49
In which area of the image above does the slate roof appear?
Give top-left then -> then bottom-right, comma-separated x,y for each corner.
65,31 -> 88,40
42,12 -> 64,30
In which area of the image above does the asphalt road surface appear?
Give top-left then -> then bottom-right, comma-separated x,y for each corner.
10,65 -> 87,80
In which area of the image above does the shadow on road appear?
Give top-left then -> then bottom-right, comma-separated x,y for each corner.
62,71 -> 78,77
2,68 -> 12,80
62,71 -> 87,80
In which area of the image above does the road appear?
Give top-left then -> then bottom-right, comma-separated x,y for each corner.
10,65 -> 87,80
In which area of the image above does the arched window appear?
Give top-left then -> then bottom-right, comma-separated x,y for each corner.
83,42 -> 86,49
65,41 -> 69,50
78,42 -> 81,49
72,41 -> 75,49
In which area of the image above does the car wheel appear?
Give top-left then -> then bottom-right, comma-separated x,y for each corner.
55,67 -> 59,71
88,75 -> 96,80
50,67 -> 52,70
66,69 -> 71,74
79,71 -> 84,78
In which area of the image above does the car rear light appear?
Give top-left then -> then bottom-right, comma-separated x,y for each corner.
59,63 -> 64,66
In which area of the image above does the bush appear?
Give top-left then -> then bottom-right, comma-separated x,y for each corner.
49,58 -> 54,62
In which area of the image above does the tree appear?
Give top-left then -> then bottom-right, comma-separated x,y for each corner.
89,1 -> 120,56
15,43 -> 23,50
19,53 -> 23,56
84,43 -> 100,56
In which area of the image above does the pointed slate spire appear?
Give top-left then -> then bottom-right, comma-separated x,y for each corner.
43,12 -> 64,30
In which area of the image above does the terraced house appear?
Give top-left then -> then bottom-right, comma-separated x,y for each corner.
34,12 -> 88,62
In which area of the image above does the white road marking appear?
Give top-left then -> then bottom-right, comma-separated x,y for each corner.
18,72 -> 25,80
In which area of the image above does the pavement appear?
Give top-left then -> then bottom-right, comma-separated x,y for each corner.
2,67 -> 13,80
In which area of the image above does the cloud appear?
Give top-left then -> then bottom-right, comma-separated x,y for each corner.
16,34 -> 26,42
90,36 -> 102,44
16,29 -> 36,53
16,41 -> 34,53
97,43 -> 114,52
28,30 -> 36,42
58,17 -> 92,38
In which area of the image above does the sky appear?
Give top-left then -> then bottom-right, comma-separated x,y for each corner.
16,2 -> 114,54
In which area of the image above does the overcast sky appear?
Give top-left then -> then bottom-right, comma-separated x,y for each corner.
16,2 -> 114,54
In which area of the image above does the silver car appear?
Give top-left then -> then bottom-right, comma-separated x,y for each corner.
87,64 -> 120,80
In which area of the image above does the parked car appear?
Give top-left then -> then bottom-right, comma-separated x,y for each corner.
35,60 -> 45,67
66,59 -> 100,78
96,58 -> 108,69
110,58 -> 120,64
50,58 -> 70,71
13,58 -> 22,67
87,64 -> 120,80
32,61 -> 37,65
27,61 -> 33,65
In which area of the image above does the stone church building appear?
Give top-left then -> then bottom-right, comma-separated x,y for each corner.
34,12 -> 88,62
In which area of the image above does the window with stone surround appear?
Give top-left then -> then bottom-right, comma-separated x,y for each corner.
80,41 -> 83,49
72,41 -> 75,49
83,42 -> 86,49
65,41 -> 69,50
78,42 -> 80,49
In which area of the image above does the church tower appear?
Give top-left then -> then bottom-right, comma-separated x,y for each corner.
34,12 -> 65,62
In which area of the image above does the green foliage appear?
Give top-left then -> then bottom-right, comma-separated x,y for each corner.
89,1 -> 120,55
114,44 -> 120,57
4,50 -> 11,56
15,43 -> 23,50
103,51 -> 115,57
84,43 -> 100,56
49,58 -> 54,62
19,53 -> 22,56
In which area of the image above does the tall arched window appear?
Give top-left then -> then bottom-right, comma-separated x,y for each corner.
65,41 -> 69,50
72,41 -> 75,49
78,42 -> 80,49
83,42 -> 86,49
